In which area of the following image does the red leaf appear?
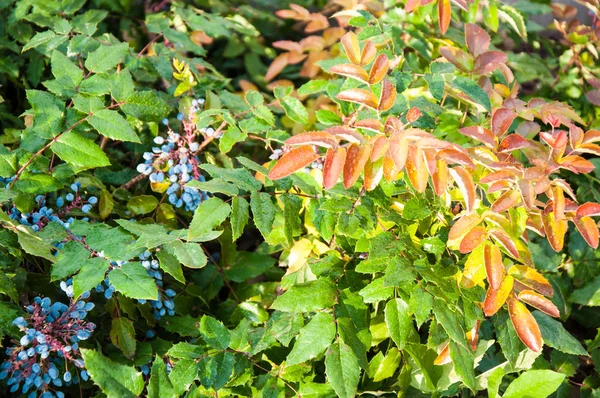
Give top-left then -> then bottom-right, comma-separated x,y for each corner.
585,89 -> 600,106
440,47 -> 472,72
448,213 -> 481,247
337,88 -> 379,110
491,190 -> 521,213
406,146 -> 429,193
465,23 -> 490,57
405,0 -> 421,13
577,202 -> 600,218
449,166 -> 477,213
508,264 -> 554,297
406,107 -> 422,123
458,126 -> 496,148
508,297 -> 543,352
437,148 -> 476,169
368,54 -> 389,85
473,51 -> 508,75
489,228 -> 520,259
343,143 -> 371,188
484,244 -> 505,290
518,290 -> 560,318
360,41 -> 377,66
438,0 -> 451,34
498,134 -> 532,152
483,275 -> 513,317
286,131 -> 339,148
574,216 -> 599,249
559,155 -> 595,174
540,130 -> 568,149
370,135 -> 389,162
323,147 -> 346,189
542,210 -> 567,252
480,170 -> 518,184
491,108 -> 516,137
388,134 -> 409,171
378,79 -> 397,111
268,146 -> 319,180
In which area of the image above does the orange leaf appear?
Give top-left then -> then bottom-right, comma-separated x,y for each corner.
542,210 -> 567,252
340,32 -> 360,64
265,53 -> 289,82
488,228 -> 520,258
323,147 -> 347,189
405,0 -> 421,13
305,13 -> 329,33
491,108 -> 516,137
575,143 -> 600,156
337,88 -> 379,110
343,143 -> 371,188
388,135 -> 409,171
484,244 -> 505,290
437,148 -> 475,169
370,136 -> 389,161
329,64 -> 369,83
383,155 -> 400,182
519,180 -> 535,209
473,51 -> 508,75
467,320 -> 481,351
360,41 -> 377,66
286,131 -> 339,148
508,264 -> 554,297
458,126 -> 496,148
448,213 -> 481,248
540,130 -> 568,149
449,166 -> 476,213
480,170 -> 518,184
368,54 -> 389,85
465,23 -> 490,57
577,202 -> 600,218
460,226 -> 487,254
432,158 -> 449,196
498,134 -> 532,152
440,47 -> 472,72
518,290 -> 560,318
406,146 -> 429,193
559,155 -> 595,174
583,129 -> 600,144
438,0 -> 451,34
363,158 -> 384,191
325,126 -> 364,144
483,275 -> 513,317
570,124 -> 584,148
508,297 -> 543,352
434,342 -> 451,365
574,216 -> 599,249
268,146 -> 319,180
491,190 -> 521,213
552,186 -> 565,220
378,79 -> 397,111
406,107 -> 422,123
355,119 -> 384,133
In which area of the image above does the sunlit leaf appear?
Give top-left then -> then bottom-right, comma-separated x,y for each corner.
323,147 -> 347,189
337,88 -> 379,110
484,243 -> 505,290
341,32 -> 361,64
330,64 -> 369,83
459,226 -> 487,254
343,143 -> 370,188
286,131 -> 339,148
368,54 -> 389,85
449,166 -> 476,212
491,190 -> 520,213
518,290 -> 559,318
378,79 -> 397,111
507,297 -> 542,352
268,146 -> 320,180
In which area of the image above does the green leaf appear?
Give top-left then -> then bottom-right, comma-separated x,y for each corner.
199,164 -> 262,191
224,251 -> 276,282
385,298 -> 414,350
325,339 -> 360,398
409,286 -> 433,328
570,274 -> 600,306
370,348 -> 401,382
121,91 -> 171,122
402,198 -> 431,220
250,191 -> 276,239
85,42 -> 129,73
0,153 -> 17,178
286,312 -> 336,366
156,249 -> 185,284
316,109 -> 342,125
282,193 -> 302,245
110,69 -> 134,102
188,197 -> 231,240
108,262 -> 159,300
50,50 -> 83,87
450,76 -> 491,112
81,348 -> 144,398
73,94 -> 104,113
498,5 -> 527,39
88,109 -> 140,143
432,299 -> 469,348
110,318 -> 137,359
493,311 -> 524,365
244,90 -> 264,107
503,370 -> 565,398
26,89 -> 65,138
73,258 -> 110,299
230,197 -> 249,242
186,179 -> 239,196
23,31 -> 56,52
219,125 -> 247,153
200,315 -> 230,350
167,240 -> 207,269
297,80 -> 330,96
449,341 -> 477,391
532,311 -> 588,356
14,174 -> 62,194
147,357 -> 177,398
280,96 -> 309,125
271,279 -> 337,312
168,359 -> 198,395
127,195 -> 159,215
51,131 -> 110,171
17,230 -> 56,262
0,274 -> 18,303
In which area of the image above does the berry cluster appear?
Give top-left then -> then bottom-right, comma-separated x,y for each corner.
0,294 -> 95,397
136,100 -> 215,212
7,182 -> 97,232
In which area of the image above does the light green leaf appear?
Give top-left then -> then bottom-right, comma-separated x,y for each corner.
230,197 -> 249,241
148,358 -> 177,398
503,370 -> 565,398
156,249 -> 185,284
81,348 -> 144,398
126,195 -> 159,215
167,240 -> 207,269
26,89 -> 65,138
199,164 -> 262,191
200,315 -> 230,350
532,311 -> 588,356
50,50 -> 83,87
88,109 -> 140,143
385,298 -> 413,350
73,258 -> 110,299
498,5 -> 527,39
280,96 -> 309,125
432,299 -> 469,348
286,312 -> 336,366
186,179 -> 239,196
110,318 -> 137,359
17,230 -> 56,262
85,42 -> 129,73
51,131 -> 110,171
450,76 -> 491,112
449,341 -> 477,391
250,191 -> 276,239
570,274 -> 600,306
23,31 -> 56,52
0,153 -> 17,178
325,339 -> 360,398
188,197 -> 231,240
110,69 -> 134,102
108,262 -> 159,300
121,91 -> 170,122
370,348 -> 401,382
282,193 -> 302,245
271,279 -> 337,312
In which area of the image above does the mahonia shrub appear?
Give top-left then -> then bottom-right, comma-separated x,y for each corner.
1,0 -> 600,397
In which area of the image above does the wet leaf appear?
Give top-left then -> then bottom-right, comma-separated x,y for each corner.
341,32 -> 360,64
491,190 -> 520,213
459,226 -> 487,254
343,143 -> 370,189
268,146 -> 320,180
483,275 -> 513,316
518,290 -> 559,317
330,64 -> 369,83
286,131 -> 339,148
507,297 -> 542,352
323,147 -> 347,189
337,88 -> 379,110
449,166 -> 476,212
484,244 -> 505,290
368,54 -> 389,84
378,79 -> 397,111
